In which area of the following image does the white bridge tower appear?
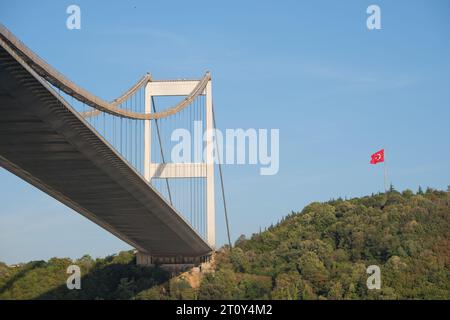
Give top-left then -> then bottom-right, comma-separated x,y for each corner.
143,76 -> 216,249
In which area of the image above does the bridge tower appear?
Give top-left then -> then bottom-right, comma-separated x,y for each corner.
137,76 -> 215,265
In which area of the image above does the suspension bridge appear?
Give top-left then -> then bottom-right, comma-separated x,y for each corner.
0,24 -> 231,265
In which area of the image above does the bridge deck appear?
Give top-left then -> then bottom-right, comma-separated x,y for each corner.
0,42 -> 212,258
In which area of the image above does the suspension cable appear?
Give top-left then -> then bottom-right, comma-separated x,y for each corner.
211,102 -> 232,249
151,97 -> 173,206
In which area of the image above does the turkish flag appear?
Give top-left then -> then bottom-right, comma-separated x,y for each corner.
370,149 -> 384,164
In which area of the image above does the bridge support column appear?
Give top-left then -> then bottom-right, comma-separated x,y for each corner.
205,80 -> 215,247
144,82 -> 152,182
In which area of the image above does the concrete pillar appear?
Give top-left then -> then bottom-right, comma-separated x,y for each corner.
144,82 -> 152,182
205,80 -> 215,248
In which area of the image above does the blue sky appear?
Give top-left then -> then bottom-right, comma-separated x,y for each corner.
0,0 -> 449,264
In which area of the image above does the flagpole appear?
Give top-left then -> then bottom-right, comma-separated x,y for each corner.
384,149 -> 388,192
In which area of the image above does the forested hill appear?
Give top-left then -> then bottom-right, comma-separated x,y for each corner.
0,187 -> 449,300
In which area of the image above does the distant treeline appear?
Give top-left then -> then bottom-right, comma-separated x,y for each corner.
1,186 -> 449,300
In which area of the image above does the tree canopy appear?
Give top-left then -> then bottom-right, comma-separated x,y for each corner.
1,187 -> 448,300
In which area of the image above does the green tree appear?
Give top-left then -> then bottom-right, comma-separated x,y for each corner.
198,269 -> 238,300
297,252 -> 329,290
271,272 -> 303,300
169,279 -> 196,300
229,247 -> 250,273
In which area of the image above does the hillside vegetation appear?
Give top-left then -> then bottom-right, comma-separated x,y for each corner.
1,187 -> 449,299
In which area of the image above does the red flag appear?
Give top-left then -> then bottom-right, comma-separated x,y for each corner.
370,149 -> 384,164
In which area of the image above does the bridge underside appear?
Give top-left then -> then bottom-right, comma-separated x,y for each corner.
0,44 -> 212,260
